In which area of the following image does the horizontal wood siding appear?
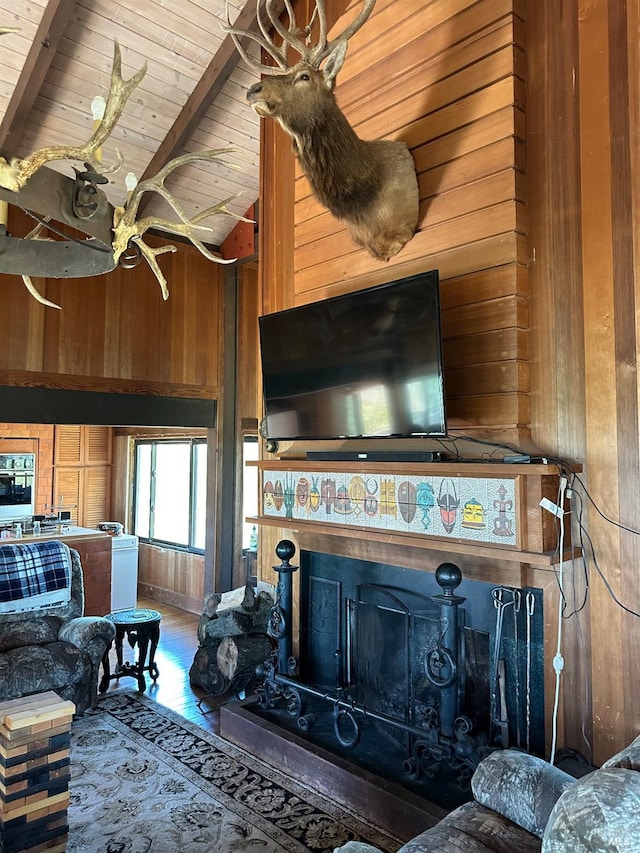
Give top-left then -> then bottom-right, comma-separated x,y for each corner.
257,0 -> 530,623
138,542 -> 204,615
261,0 -> 528,445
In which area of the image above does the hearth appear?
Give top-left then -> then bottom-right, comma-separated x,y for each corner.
245,541 -> 545,811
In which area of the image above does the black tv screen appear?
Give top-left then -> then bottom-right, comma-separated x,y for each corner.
259,270 -> 447,441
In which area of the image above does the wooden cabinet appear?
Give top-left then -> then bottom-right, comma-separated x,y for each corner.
53,426 -> 113,527
64,533 -> 112,617
54,425 -> 112,466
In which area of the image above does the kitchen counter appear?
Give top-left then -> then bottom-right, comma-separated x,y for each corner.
0,526 -> 111,544
0,526 -> 113,616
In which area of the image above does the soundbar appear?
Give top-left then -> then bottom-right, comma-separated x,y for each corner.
306,450 -> 442,462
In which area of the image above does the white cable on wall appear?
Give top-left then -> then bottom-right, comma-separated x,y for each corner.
549,476 -> 568,766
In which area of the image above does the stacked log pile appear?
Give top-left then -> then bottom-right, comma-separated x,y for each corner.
189,585 -> 275,696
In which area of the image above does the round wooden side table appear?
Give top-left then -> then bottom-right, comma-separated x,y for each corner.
99,607 -> 161,693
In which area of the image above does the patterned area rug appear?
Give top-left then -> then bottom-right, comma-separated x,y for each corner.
69,692 -> 400,852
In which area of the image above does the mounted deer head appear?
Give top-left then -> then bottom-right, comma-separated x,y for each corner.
224,0 -> 419,262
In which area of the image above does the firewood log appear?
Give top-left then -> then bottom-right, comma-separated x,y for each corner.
216,635 -> 274,681
202,592 -> 222,618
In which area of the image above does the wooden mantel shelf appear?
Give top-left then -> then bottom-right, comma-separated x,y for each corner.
253,460 -> 560,477
247,513 -> 573,568
250,459 -> 570,574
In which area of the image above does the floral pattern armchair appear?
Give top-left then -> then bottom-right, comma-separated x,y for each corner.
0,544 -> 115,713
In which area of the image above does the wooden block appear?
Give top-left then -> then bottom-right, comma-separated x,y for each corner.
0,741 -> 29,761
0,721 -> 72,746
2,790 -> 69,821
28,842 -> 68,853
2,701 -> 75,733
1,736 -> 70,767
0,693 -> 62,719
3,779 -> 28,796
25,842 -> 68,853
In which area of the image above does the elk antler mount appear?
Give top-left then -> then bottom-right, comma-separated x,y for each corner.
0,40 -> 250,307
224,0 -> 419,262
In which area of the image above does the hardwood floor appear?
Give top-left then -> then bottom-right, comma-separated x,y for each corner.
99,596 -> 224,733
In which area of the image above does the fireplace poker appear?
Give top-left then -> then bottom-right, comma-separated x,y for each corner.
498,658 -> 509,747
491,587 -> 514,740
525,591 -> 536,753
513,589 -> 522,748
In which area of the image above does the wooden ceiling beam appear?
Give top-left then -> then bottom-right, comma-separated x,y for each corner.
0,0 -> 78,155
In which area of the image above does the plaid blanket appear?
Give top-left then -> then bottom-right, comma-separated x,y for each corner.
0,540 -> 72,613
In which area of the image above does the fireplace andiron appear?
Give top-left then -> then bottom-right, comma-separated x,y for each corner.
257,540 -> 491,787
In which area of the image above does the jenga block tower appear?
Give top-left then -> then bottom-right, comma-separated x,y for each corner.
0,691 -> 75,853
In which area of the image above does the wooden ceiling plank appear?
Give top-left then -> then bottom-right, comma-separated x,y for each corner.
0,0 -> 78,154
137,0 -> 284,188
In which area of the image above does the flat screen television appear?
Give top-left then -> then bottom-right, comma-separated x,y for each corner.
259,270 -> 447,441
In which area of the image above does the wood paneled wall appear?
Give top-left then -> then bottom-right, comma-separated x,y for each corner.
527,0 -> 640,763
261,0 -> 528,443
0,207 -> 224,397
0,206 -> 228,616
137,542 -> 205,614
257,0 -> 640,762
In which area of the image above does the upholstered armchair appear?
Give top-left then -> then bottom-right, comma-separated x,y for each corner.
335,736 -> 640,852
0,542 -> 115,713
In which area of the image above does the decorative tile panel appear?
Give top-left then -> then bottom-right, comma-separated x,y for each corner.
262,470 -> 520,547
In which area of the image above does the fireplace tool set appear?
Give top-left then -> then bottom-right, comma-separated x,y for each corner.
255,540 -> 519,789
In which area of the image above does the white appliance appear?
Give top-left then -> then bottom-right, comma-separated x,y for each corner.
110,533 -> 139,611
0,453 -> 35,521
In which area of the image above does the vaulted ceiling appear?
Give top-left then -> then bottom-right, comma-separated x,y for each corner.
0,0 -> 270,251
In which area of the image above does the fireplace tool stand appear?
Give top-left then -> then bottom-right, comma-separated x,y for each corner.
257,541 -> 491,787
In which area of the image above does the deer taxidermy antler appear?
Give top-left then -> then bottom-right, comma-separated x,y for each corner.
223,0 -> 419,262
0,39 -> 251,304
112,149 -> 252,300
20,218 -> 63,310
0,41 -> 146,193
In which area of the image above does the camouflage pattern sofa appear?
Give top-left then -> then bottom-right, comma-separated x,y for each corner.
335,736 -> 640,852
0,544 -> 115,714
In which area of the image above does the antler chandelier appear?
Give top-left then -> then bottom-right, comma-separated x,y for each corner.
0,39 -> 250,308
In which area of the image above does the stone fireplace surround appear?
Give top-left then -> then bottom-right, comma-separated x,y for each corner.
221,461 -> 569,838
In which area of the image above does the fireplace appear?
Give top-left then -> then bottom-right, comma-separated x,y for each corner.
249,541 -> 545,811
220,461 -> 564,833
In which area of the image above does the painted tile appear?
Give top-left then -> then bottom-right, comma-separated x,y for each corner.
432,475 -> 462,538
261,470 -> 519,548
486,480 -> 518,544
362,473 -> 384,529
